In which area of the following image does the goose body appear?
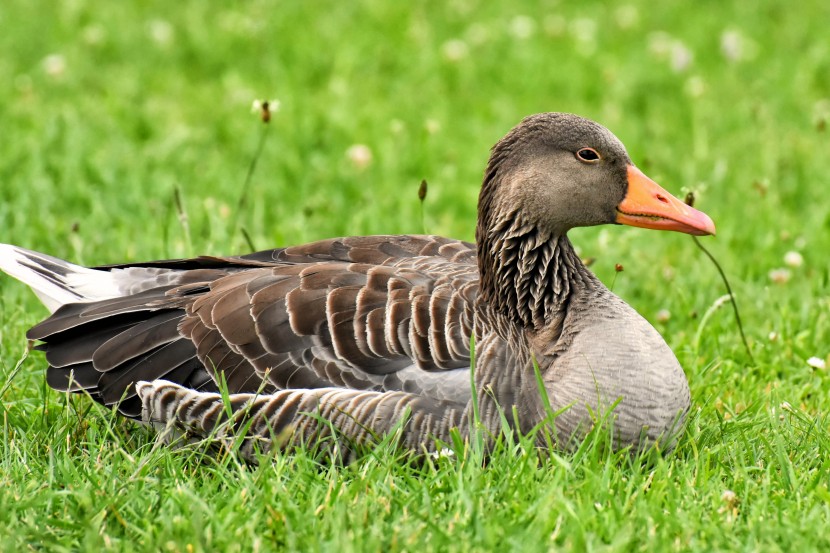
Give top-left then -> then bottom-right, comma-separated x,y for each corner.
0,113 -> 715,459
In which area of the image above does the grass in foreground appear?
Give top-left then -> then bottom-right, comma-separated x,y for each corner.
1,0 -> 830,550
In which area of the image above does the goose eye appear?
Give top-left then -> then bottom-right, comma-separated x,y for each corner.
576,148 -> 601,163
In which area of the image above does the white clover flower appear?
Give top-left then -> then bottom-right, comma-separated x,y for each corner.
807,357 -> 826,370
42,54 -> 66,77
670,42 -> 693,72
721,30 -> 743,61
509,15 -> 536,40
441,39 -> 469,62
720,29 -> 758,63
346,144 -> 373,170
721,29 -> 757,62
768,268 -> 791,284
148,19 -> 174,46
783,251 -> 803,268
647,33 -> 693,72
429,447 -> 455,459
656,309 -> 671,323
718,488 -> 739,517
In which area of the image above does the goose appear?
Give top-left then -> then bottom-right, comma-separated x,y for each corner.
0,113 -> 715,460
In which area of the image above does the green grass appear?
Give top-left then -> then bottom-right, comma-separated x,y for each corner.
2,0 -> 830,550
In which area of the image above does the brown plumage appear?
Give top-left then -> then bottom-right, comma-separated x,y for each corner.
0,113 -> 716,461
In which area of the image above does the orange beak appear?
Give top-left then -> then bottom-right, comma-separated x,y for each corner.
616,165 -> 716,236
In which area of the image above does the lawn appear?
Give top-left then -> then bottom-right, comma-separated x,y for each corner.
1,0 -> 829,550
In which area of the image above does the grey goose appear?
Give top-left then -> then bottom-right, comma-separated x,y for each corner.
0,113 -> 716,460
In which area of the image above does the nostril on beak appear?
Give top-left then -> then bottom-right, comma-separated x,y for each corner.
656,194 -> 668,204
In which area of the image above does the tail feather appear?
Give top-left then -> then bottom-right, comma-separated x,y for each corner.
1,243 -> 220,419
0,244 -> 121,312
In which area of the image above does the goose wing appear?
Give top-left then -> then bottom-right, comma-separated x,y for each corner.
29,235 -> 478,416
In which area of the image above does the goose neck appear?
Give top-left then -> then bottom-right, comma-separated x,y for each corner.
477,214 -> 593,328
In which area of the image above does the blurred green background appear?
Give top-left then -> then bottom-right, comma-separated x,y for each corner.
1,0 -> 829,550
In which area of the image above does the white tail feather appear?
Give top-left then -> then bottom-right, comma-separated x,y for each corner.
0,244 -> 121,313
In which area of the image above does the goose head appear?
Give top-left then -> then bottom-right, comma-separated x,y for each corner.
477,112 -> 716,240
475,113 -> 716,329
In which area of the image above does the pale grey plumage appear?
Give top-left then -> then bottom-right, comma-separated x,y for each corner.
0,113 -> 694,460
